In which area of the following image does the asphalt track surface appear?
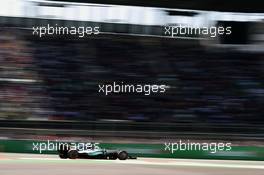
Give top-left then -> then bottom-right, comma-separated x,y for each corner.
0,153 -> 263,175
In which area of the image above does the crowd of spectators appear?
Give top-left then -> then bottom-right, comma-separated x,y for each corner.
0,30 -> 263,124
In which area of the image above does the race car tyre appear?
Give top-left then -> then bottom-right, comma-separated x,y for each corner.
109,154 -> 118,160
67,150 -> 78,159
59,153 -> 67,159
117,151 -> 128,160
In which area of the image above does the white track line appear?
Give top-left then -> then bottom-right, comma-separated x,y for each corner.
119,160 -> 264,169
18,157 -> 264,169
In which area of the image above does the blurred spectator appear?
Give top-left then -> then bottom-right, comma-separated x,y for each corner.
0,29 -> 263,124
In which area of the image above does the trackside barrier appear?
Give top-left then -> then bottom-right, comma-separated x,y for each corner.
0,140 -> 263,161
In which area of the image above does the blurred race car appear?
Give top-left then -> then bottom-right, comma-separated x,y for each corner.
58,143 -> 136,160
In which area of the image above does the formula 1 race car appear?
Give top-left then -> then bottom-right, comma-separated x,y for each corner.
58,143 -> 136,160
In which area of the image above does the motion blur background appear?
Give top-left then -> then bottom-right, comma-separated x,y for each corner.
0,0 -> 263,158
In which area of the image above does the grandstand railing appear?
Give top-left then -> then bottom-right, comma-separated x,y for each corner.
0,120 -> 263,140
